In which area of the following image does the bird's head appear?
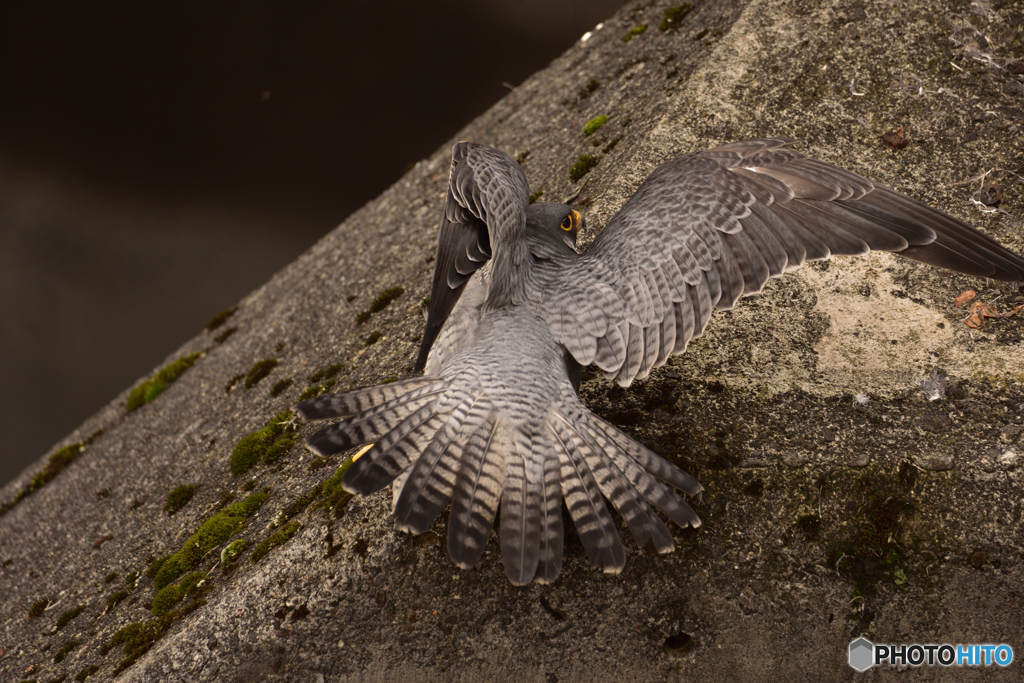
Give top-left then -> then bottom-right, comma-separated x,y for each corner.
525,202 -> 583,256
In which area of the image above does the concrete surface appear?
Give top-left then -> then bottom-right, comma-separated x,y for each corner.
2,0 -> 1023,680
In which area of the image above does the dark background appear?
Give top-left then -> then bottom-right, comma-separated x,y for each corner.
0,1 -> 624,486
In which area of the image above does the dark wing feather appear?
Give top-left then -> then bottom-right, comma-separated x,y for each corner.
415,143 -> 529,372
545,138 -> 1024,386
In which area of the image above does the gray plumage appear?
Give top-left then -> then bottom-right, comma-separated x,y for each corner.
298,139 -> 1024,585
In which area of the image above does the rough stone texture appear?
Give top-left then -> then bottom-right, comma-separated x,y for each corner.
3,0 -> 1024,681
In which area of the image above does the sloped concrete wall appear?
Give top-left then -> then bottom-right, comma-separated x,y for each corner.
2,1 -> 1022,681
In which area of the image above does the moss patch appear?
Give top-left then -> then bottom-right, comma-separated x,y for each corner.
269,377 -> 294,397
321,458 -> 355,517
126,353 -> 203,412
54,604 -> 87,631
230,411 -> 297,476
103,585 -> 208,676
106,589 -> 130,610
28,597 -> 50,618
204,306 -> 237,331
659,4 -> 693,31
220,539 -> 249,564
164,484 -> 197,516
75,665 -> 100,681
356,286 -> 405,324
250,521 -> 301,564
151,571 -> 204,616
308,364 -> 343,383
569,154 -> 600,181
244,358 -> 279,389
54,638 -> 80,663
529,190 -> 544,204
4,441 -> 85,514
363,330 -> 382,347
214,326 -> 237,344
826,464 -> 915,605
299,382 -> 333,403
153,491 -> 268,589
583,115 -> 609,136
622,24 -> 647,42
369,286 -> 404,313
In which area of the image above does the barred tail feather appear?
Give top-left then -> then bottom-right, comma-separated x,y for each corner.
447,410 -> 505,569
296,376 -> 441,419
342,402 -> 450,496
550,418 -> 626,574
304,383 -> 446,456
533,429 -> 565,584
393,390 -> 487,534
500,431 -> 543,585
580,414 -> 701,531
553,412 -> 675,553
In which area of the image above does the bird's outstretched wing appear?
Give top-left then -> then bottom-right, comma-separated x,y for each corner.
545,138 -> 1024,386
414,143 -> 530,372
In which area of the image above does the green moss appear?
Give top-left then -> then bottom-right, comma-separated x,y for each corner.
11,443 -> 85,510
214,326 -> 238,343
204,306 -> 237,331
152,571 -> 204,616
220,539 -> 249,564
569,154 -> 600,182
28,597 -> 50,618
241,479 -> 256,492
224,373 -> 245,393
54,604 -> 86,631
164,483 -> 197,516
104,572 -> 119,584
827,466 -> 915,601
145,555 -> 169,580
230,411 -> 297,476
54,639 -> 80,664
659,4 -> 693,31
126,353 -> 203,411
124,571 -> 140,587
363,331 -> 382,347
322,459 -> 355,517
74,665 -> 99,682
583,115 -> 609,136
622,24 -> 647,42
244,358 -> 279,389
369,286 -> 405,313
356,286 -> 405,324
250,522 -> 301,564
269,377 -> 293,397
308,364 -> 344,383
529,190 -> 544,204
105,586 -> 208,676
106,589 -> 130,610
153,491 -> 268,589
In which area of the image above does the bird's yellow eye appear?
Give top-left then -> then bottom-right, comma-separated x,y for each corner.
561,210 -> 580,231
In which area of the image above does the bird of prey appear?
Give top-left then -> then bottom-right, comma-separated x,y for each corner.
297,139 -> 1024,585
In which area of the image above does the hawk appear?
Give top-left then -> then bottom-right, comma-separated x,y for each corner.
298,139 -> 1024,585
